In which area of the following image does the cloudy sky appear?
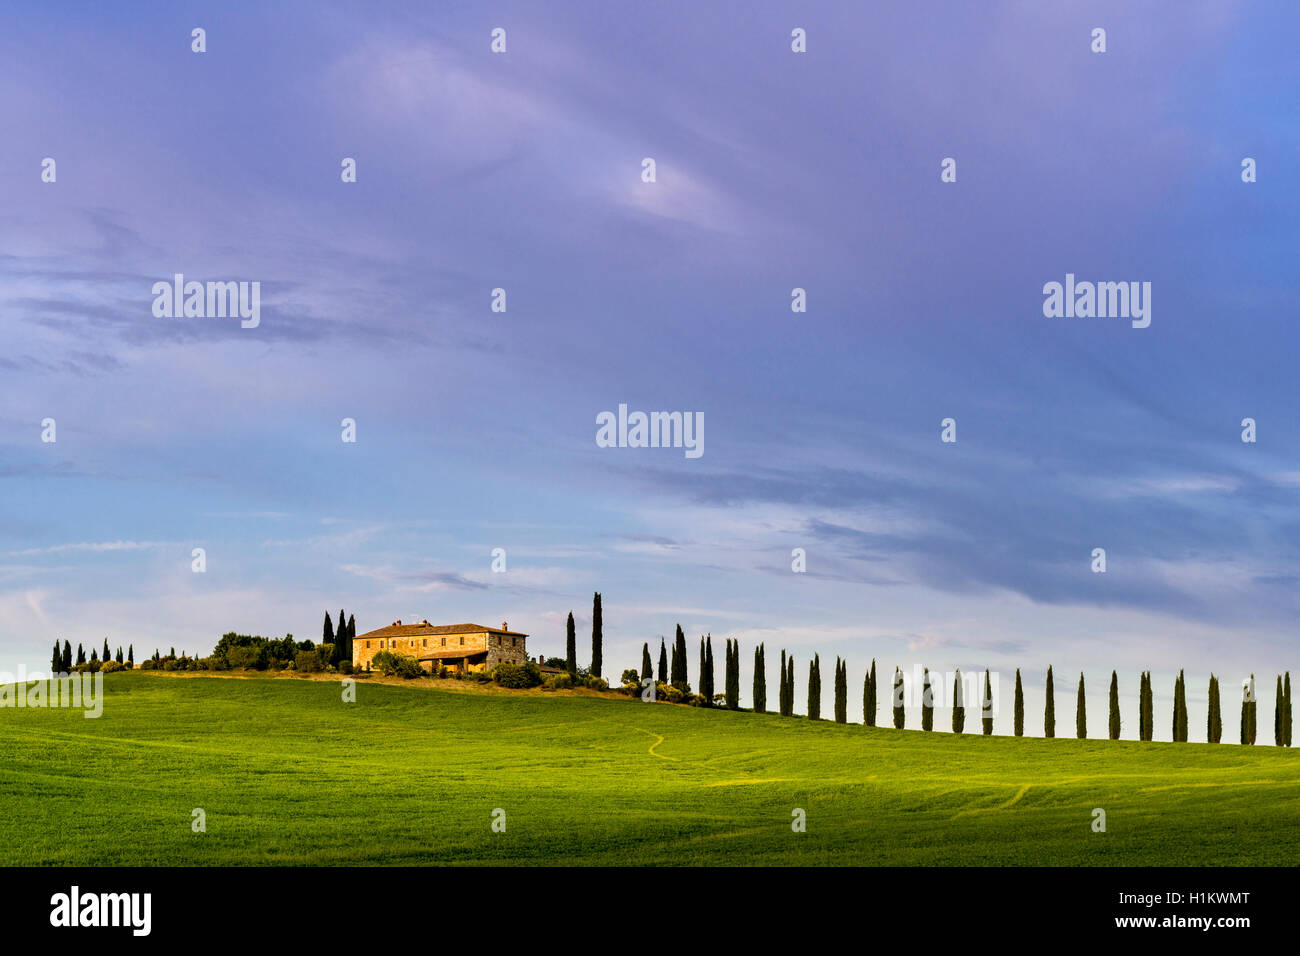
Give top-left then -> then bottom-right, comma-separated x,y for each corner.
2,1 -> 1296,739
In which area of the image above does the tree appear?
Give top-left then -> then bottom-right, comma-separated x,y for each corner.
1014,668 -> 1024,737
1140,671 -> 1154,742
76,643 -> 85,665
699,635 -> 715,705
641,643 -> 652,681
834,657 -> 847,723
982,669 -> 994,735
779,649 -> 789,716
1044,666 -> 1055,738
951,670 -> 965,734
1242,675 -> 1257,745
591,592 -> 603,678
787,656 -> 795,716
892,667 -> 905,729
1275,675 -> 1285,748
671,624 -> 689,691
102,638 -> 111,663
1279,671 -> 1289,749
753,643 -> 766,714
1207,674 -> 1222,743
323,610 -> 334,648
116,646 -> 123,664
51,640 -> 61,674
565,612 -> 577,679
1108,671 -> 1120,740
921,668 -> 933,731
62,640 -> 72,671
345,614 -> 355,661
1075,672 -> 1086,739
1174,670 -> 1188,742
90,648 -> 98,663
658,638 -> 668,684
864,659 -> 877,728
725,639 -> 740,710
807,654 -> 821,720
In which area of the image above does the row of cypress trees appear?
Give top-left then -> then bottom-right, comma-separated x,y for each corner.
321,609 -> 355,665
50,639 -> 134,671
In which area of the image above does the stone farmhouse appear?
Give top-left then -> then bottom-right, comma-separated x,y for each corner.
354,620 -> 529,674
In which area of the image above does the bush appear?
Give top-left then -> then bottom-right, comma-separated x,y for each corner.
547,673 -> 575,691
585,675 -> 609,691
620,669 -> 641,685
686,693 -> 706,707
467,669 -> 492,683
139,659 -> 156,670
162,659 -> 180,671
100,659 -> 123,673
370,650 -> 423,679
338,660 -> 353,675
295,649 -> 325,673
661,684 -> 684,704
493,661 -> 543,688
226,646 -> 261,670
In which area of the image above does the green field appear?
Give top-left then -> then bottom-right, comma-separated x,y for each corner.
1,671 -> 1297,865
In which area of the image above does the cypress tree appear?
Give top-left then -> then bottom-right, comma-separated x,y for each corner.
807,654 -> 821,720
699,637 -> 709,705
1275,675 -> 1284,747
1108,671 -> 1120,740
1245,675 -> 1257,745
703,634 -> 715,703
116,646 -> 123,664
323,610 -> 334,647
864,658 -> 877,727
1014,668 -> 1024,737
1142,671 -> 1154,741
76,643 -> 85,665
336,608 -> 346,648
951,670 -> 965,734
779,649 -> 789,716
1075,672 -> 1086,739
921,667 -> 934,731
90,648 -> 98,663
62,640 -> 72,671
565,611 -> 577,679
591,592 -> 603,679
892,667 -> 905,729
726,639 -> 740,710
1207,674 -> 1221,743
982,669 -> 994,735
672,624 -> 689,691
657,638 -> 667,685
345,614 -> 355,660
1278,671 -> 1290,745
1138,672 -> 1147,741
641,643 -> 652,681
1177,670 -> 1189,742
51,641 -> 61,674
102,638 -> 111,663
753,643 -> 766,714
834,657 -> 847,723
1044,666 -> 1055,738
787,656 -> 795,715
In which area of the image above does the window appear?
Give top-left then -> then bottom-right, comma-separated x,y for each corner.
423,639 -> 428,647
366,641 -> 370,649
497,636 -> 502,646
512,637 -> 517,647
459,636 -> 465,646
441,637 -> 446,647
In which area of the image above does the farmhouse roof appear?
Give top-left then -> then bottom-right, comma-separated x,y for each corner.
357,621 -> 529,639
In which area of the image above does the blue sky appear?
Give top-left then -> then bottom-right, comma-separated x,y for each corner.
2,1 -> 1297,739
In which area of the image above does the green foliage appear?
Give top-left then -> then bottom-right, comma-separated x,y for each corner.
548,673 -> 575,691
921,667 -> 933,731
1076,673 -> 1086,739
641,644 -> 653,683
807,654 -> 822,720
753,643 -> 766,715
952,670 -> 965,734
566,612 -> 577,680
833,657 -> 847,724
494,661 -> 544,689
892,667 -> 905,729
100,660 -> 123,674
1108,671 -> 1120,740
369,651 -> 422,679
1044,667 -> 1055,738
591,592 -> 603,679
981,669 -> 993,736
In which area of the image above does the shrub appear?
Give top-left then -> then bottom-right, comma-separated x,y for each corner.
162,659 -> 179,671
687,693 -> 706,707
467,670 -> 492,683
139,659 -> 156,671
338,660 -> 353,675
370,650 -> 423,679
661,684 -> 684,704
226,646 -> 261,670
295,649 -> 325,673
494,661 -> 543,689
548,673 -> 575,691
585,675 -> 609,691
620,669 -> 641,685
100,659 -> 123,673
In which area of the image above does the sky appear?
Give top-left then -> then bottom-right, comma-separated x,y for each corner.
1,0 -> 1297,741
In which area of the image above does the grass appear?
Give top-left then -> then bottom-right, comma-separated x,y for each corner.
1,670 -> 1297,865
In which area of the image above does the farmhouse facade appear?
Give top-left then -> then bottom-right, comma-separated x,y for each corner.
354,620 -> 528,674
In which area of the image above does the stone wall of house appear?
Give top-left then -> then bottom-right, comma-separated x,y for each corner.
484,631 -> 528,668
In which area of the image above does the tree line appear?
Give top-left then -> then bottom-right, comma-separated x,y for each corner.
624,632 -> 1295,745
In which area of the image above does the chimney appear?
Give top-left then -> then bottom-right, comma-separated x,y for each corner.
502,621 -> 508,632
